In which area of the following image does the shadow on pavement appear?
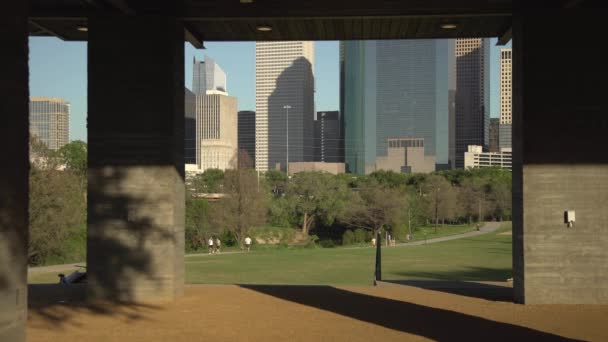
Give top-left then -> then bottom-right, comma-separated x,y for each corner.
380,280 -> 513,302
28,284 -> 161,328
240,285 -> 580,341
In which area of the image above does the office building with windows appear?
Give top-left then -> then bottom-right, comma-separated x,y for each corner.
192,55 -> 227,96
464,145 -> 512,170
455,38 -> 491,168
238,110 -> 256,168
29,97 -> 70,150
314,111 -> 343,163
500,48 -> 513,149
341,40 -> 454,174
255,41 -> 315,171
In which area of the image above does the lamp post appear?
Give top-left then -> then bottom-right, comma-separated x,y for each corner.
283,105 -> 291,175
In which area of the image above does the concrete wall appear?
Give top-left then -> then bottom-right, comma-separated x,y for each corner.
513,10 -> 608,304
288,162 -> 346,175
0,3 -> 29,341
87,16 -> 185,302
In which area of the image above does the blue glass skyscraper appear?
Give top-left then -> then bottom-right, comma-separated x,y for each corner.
341,40 -> 455,174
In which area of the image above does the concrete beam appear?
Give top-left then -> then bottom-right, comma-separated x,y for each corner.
0,2 -> 30,341
496,26 -> 511,46
184,24 -> 205,49
87,15 -> 185,302
512,9 -> 608,304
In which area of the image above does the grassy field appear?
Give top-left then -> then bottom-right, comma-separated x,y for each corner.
186,222 -> 512,285
29,222 -> 512,285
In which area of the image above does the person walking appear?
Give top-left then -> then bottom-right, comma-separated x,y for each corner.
244,236 -> 252,252
216,237 -> 221,254
208,237 -> 214,254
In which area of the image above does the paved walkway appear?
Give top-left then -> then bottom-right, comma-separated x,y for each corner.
344,221 -> 502,250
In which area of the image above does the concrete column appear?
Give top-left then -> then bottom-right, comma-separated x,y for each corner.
0,2 -> 29,341
512,9 -> 608,304
87,16 -> 185,302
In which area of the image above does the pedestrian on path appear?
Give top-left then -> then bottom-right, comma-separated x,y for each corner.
208,237 -> 214,254
244,236 -> 252,252
216,238 -> 221,254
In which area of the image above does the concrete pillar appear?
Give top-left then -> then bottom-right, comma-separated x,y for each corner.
0,2 -> 29,341
87,16 -> 185,302
512,9 -> 608,304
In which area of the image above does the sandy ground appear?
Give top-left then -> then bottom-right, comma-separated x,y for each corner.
28,282 -> 608,342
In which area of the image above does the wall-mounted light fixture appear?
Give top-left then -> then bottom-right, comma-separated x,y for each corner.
564,210 -> 575,228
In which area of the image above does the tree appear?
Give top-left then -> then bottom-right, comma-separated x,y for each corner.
285,171 -> 350,234
191,168 -> 224,193
422,175 -> 457,231
214,169 -> 268,247
185,194 -> 217,252
368,170 -> 408,188
237,149 -> 255,169
459,176 -> 491,223
28,137 -> 86,264
340,180 -> 404,235
58,140 -> 87,174
264,169 -> 288,195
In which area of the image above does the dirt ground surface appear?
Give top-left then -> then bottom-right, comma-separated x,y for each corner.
28,282 -> 608,342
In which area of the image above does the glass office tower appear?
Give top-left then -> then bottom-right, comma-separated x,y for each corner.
341,40 -> 454,174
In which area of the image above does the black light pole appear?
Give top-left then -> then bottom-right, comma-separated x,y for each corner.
374,230 -> 382,285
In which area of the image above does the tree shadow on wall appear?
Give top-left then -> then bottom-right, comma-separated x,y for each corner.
28,166 -> 182,328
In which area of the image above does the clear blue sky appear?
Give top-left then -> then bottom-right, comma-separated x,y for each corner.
29,38 -> 509,142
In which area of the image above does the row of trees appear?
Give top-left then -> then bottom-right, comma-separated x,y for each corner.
185,166 -> 512,250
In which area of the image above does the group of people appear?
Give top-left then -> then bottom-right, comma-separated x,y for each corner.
207,237 -> 222,254
207,236 -> 253,254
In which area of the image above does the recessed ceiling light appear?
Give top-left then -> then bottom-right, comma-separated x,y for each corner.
76,26 -> 88,32
440,23 -> 457,30
256,25 -> 272,32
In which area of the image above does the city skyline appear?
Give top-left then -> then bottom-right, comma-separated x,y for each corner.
29,38 -> 509,142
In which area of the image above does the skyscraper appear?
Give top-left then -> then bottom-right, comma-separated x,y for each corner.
314,111 -> 343,163
454,38 -> 491,168
238,110 -> 256,168
192,56 -> 227,96
197,92 -> 238,171
185,88 -> 196,164
255,41 -> 315,172
341,40 -> 454,174
489,117 -> 500,153
499,48 -> 512,150
29,97 -> 70,150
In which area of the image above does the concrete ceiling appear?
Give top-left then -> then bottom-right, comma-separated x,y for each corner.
27,0 -> 587,46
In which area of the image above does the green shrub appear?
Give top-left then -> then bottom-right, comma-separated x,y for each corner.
354,229 -> 367,243
319,239 -> 335,248
342,230 -> 355,245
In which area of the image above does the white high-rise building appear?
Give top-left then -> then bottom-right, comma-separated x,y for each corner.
499,48 -> 513,149
197,91 -> 238,171
29,97 -> 70,150
500,48 -> 512,125
255,41 -> 315,172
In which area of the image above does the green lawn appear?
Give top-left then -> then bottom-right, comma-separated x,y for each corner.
186,222 -> 512,285
407,223 -> 477,242
29,223 -> 512,285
